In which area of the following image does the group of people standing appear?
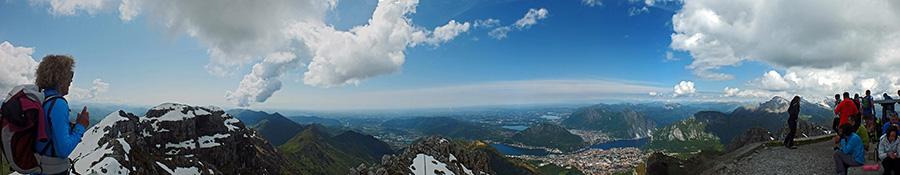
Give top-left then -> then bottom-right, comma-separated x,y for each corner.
831,90 -> 900,175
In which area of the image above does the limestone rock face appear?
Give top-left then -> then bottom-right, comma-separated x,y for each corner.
350,136 -> 494,175
68,103 -> 282,174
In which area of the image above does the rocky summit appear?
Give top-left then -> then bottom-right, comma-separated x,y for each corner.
723,127 -> 774,152
350,136 -> 493,175
68,103 -> 282,174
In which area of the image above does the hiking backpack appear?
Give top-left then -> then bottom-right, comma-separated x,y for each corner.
0,84 -> 71,174
863,96 -> 873,109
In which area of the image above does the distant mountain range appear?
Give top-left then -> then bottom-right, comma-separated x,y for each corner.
227,109 -> 305,146
697,96 -> 833,145
561,108 -> 657,139
381,117 -> 514,142
510,123 -> 586,153
644,96 -> 834,153
584,103 -> 700,127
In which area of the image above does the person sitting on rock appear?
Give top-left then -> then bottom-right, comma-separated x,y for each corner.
834,123 -> 865,175
880,126 -> 900,175
849,116 -> 870,150
885,112 -> 900,138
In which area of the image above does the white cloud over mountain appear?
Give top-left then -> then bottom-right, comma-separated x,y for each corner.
225,52 -> 303,107
115,0 -> 338,77
0,41 -> 38,97
68,79 -> 110,101
0,41 -> 110,101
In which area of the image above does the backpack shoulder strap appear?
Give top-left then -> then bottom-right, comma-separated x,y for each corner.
43,95 -> 65,117
41,94 -> 64,157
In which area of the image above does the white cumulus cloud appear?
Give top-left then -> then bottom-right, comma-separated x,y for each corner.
489,8 -> 549,40
513,8 -> 548,30
489,26 -> 511,40
671,0 -> 900,81
629,6 -> 649,16
412,20 -> 472,47
756,70 -> 791,91
474,19 -> 500,28
0,41 -> 38,97
582,0 -> 602,7
28,0 -> 113,16
68,79 -> 111,101
673,81 -> 695,97
226,52 -> 303,107
664,51 -> 678,61
118,0 -> 338,76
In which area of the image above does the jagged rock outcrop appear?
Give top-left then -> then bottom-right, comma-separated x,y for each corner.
773,120 -> 831,140
68,103 -> 283,174
641,118 -> 723,153
349,136 -> 494,175
723,127 -> 774,152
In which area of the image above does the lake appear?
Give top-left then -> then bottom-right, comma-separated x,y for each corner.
501,125 -> 529,131
489,144 -> 551,156
490,137 -> 651,156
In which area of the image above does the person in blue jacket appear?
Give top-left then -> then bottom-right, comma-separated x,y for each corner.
33,55 -> 90,163
833,123 -> 865,175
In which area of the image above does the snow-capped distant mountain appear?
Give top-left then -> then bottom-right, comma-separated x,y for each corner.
68,103 -> 282,174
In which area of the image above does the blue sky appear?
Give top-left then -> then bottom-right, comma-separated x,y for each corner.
2,0 -> 900,110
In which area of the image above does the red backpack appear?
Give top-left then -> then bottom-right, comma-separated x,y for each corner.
0,85 -> 70,174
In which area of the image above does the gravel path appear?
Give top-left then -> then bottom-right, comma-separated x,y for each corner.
713,140 -> 835,175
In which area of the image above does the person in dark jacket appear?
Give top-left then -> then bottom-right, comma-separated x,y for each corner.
884,93 -> 896,122
785,96 -> 801,149
834,94 -> 842,133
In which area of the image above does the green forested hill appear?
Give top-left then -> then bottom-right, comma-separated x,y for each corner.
279,127 -> 395,174
510,123 -> 586,153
